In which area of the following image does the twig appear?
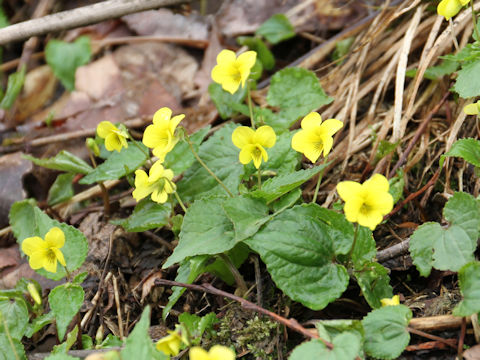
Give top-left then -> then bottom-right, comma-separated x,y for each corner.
458,317 -> 466,357
376,238 -> 410,262
112,275 -> 124,340
144,231 -> 175,250
0,0 -> 190,45
407,327 -> 457,350
252,255 -> 263,307
388,92 -> 449,178
154,279 -> 333,349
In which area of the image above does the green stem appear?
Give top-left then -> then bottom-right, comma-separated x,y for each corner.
312,158 -> 326,204
173,191 -> 187,213
348,223 -> 359,266
219,253 -> 248,296
257,167 -> 262,189
247,81 -> 256,129
471,0 -> 480,41
184,133 -> 234,197
62,264 -> 72,282
88,149 -> 110,219
0,311 -> 20,360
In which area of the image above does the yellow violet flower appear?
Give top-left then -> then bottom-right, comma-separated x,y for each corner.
464,100 -> 480,115
437,0 -> 469,20
21,227 -> 67,273
380,295 -> 400,307
336,174 -> 394,231
132,161 -> 176,204
189,345 -> 235,360
143,107 -> 184,162
232,125 -> 276,169
211,49 -> 257,94
291,112 -> 343,163
97,121 -> 128,152
156,330 -> 182,356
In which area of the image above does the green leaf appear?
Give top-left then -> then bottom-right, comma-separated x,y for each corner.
315,319 -> 364,343
351,227 -> 376,268
49,284 -> 84,341
208,83 -> 247,119
453,59 -> 480,98
289,332 -> 361,360
82,334 -> 94,349
177,124 -> 243,201
179,312 -> 218,345
45,354 -> 80,360
111,199 -> 171,232
25,312 -> 55,338
162,256 -> 209,320
24,150 -> 93,174
164,127 -> 210,174
410,192 -> 480,276
0,335 -> 26,360
98,334 -> 123,348
47,173 -> 75,206
72,272 -> 88,285
45,36 -> 91,91
441,138 -> 480,168
260,130 -> 301,175
331,37 -> 355,63
79,141 -> 148,184
204,243 -> 250,285
256,14 -> 295,44
250,165 -> 326,204
388,170 -> 404,204
453,261 -> 480,316
121,306 -> 166,360
266,67 -> 333,131
163,197 -> 234,268
237,36 -> 275,70
362,305 -> 412,360
222,195 -> 270,242
245,204 -> 349,310
354,262 -> 393,309
10,200 -> 88,280
0,65 -> 26,109
0,4 -> 9,29
0,297 -> 29,340
270,188 -> 302,212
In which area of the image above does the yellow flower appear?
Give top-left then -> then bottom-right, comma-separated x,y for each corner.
437,0 -> 469,20
189,345 -> 235,360
97,121 -> 128,152
211,49 -> 257,94
291,112 -> 343,163
336,174 -> 394,230
232,125 -> 276,169
132,161 -> 176,204
142,107 -> 184,162
27,283 -> 42,305
156,330 -> 182,356
380,295 -> 400,307
464,100 -> 480,115
21,227 -> 67,273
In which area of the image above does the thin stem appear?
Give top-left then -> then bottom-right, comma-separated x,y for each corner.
184,133 -> 234,197
0,311 -> 20,360
246,81 -> 255,129
449,19 -> 459,51
173,191 -> 187,213
87,149 -> 110,219
257,167 -> 262,189
471,0 -> 480,41
348,223 -> 359,265
62,264 -> 72,282
128,134 -> 152,166
312,158 -> 326,204
219,253 -> 248,296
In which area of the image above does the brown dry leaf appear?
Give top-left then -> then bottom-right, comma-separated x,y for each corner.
0,245 -> 20,270
0,152 -> 32,227
464,344 -> 480,360
0,262 -> 61,290
122,9 -> 209,41
196,24 -> 223,97
140,271 -> 163,303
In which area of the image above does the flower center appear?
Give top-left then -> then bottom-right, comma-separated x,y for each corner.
360,202 -> 372,215
46,249 -> 56,262
253,146 -> 262,159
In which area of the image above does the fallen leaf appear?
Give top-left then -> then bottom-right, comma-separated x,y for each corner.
140,271 -> 163,303
0,245 -> 20,270
464,344 -> 480,360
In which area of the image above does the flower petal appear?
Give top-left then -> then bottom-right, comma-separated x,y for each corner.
52,248 -> 66,267
133,170 -> 153,201
28,250 -> 47,270
22,236 -> 47,256
321,134 -> 334,157
301,112 -> 322,130
216,49 -> 237,64
357,210 -> 383,231
337,181 -> 363,202
209,345 -> 236,360
437,0 -> 462,20
152,107 -> 172,125
363,174 -> 389,193
367,191 -> 394,215
105,133 -> 122,152
45,227 -> 65,249
464,102 -> 480,115
291,130 -> 307,153
343,195 -> 363,223
149,161 -> 165,182
237,50 -> 257,86
189,347 -> 209,360
96,121 -> 117,139
321,118 -> 344,136
143,124 -> 171,149
232,126 -> 255,149
254,125 -> 276,148
151,188 -> 168,204
43,253 -> 58,273
169,114 -> 185,133
239,144 -> 255,165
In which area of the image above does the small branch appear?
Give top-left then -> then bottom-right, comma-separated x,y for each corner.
407,327 -> 457,350
0,0 -> 190,45
458,317 -> 467,357
154,279 -> 333,349
376,238 -> 410,262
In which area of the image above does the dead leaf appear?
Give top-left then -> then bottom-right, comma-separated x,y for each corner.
464,344 -> 480,360
0,152 -> 33,227
0,245 -> 20,270
140,271 -> 163,303
122,9 -> 208,41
